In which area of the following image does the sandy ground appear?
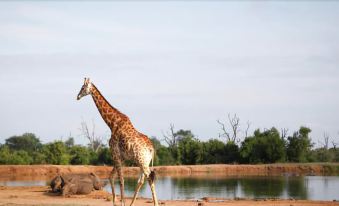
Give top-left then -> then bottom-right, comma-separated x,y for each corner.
0,186 -> 338,206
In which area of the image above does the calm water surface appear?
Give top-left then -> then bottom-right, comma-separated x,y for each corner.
1,176 -> 338,201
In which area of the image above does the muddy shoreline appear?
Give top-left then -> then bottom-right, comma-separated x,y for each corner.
0,163 -> 338,180
0,186 -> 338,206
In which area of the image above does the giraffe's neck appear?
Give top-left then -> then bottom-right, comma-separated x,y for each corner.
90,84 -> 128,131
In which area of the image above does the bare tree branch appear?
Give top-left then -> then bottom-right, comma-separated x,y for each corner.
228,113 -> 240,142
79,120 -> 104,152
281,128 -> 289,140
217,113 -> 243,143
245,121 -> 251,138
217,119 -> 231,142
319,132 -> 330,149
162,123 -> 178,148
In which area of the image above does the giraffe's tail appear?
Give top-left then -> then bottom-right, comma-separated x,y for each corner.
151,148 -> 156,169
150,149 -> 156,184
150,170 -> 156,184
151,148 -> 156,170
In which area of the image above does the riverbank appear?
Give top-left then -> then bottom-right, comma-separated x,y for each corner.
0,163 -> 338,180
0,186 -> 338,206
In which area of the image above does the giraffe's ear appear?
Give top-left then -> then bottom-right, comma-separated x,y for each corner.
84,78 -> 91,85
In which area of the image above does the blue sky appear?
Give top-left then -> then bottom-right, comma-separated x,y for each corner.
0,2 -> 338,146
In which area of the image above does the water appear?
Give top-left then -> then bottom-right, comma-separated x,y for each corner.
1,176 -> 338,201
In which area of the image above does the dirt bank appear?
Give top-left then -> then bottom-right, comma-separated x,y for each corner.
0,186 -> 338,206
0,163 -> 338,180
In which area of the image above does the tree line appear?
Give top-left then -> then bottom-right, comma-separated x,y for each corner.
0,122 -> 338,165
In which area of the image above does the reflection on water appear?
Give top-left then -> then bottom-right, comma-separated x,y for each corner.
286,176 -> 308,199
0,180 -> 47,187
1,176 -> 338,201
101,176 -> 339,201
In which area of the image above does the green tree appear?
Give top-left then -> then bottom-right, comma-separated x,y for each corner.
43,141 -> 70,165
5,133 -> 41,153
310,148 -> 332,162
201,139 -> 226,164
96,147 -> 112,165
240,128 -> 286,163
150,137 -> 161,166
286,127 -> 313,162
178,136 -> 203,165
31,151 -> 47,164
156,146 -> 176,165
0,145 -> 11,164
163,126 -> 195,165
224,141 -> 240,163
151,137 -> 176,165
332,147 -> 339,162
0,145 -> 33,165
10,150 -> 33,165
69,145 -> 90,165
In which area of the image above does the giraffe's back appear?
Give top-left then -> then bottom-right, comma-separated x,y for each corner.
111,128 -> 154,167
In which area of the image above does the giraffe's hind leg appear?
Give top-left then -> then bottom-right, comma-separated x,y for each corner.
117,165 -> 126,206
130,172 -> 145,206
144,167 -> 159,206
109,167 -> 117,206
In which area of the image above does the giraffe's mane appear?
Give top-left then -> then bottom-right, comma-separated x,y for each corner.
91,83 -> 126,117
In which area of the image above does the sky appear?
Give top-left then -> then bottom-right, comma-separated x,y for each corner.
0,1 -> 338,147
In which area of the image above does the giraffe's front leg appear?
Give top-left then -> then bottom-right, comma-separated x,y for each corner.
109,167 -> 117,206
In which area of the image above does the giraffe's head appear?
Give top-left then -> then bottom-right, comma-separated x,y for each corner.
77,78 -> 93,100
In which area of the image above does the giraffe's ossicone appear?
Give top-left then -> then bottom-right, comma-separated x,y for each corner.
77,78 -> 159,206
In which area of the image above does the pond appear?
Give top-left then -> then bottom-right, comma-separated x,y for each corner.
1,176 -> 338,201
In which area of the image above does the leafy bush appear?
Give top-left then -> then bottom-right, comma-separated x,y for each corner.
43,141 -> 70,165
0,145 -> 33,164
178,136 -> 203,165
96,147 -> 112,165
224,141 -> 240,163
69,145 -> 90,165
286,127 -> 313,162
0,145 -> 12,164
240,128 -> 285,163
10,150 -> 33,165
201,139 -> 226,164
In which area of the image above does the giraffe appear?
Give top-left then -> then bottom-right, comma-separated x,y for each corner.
77,78 -> 159,206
